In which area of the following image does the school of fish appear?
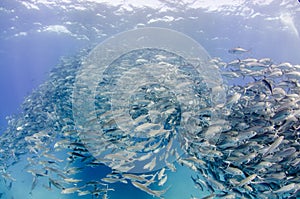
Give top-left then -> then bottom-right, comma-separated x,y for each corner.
0,46 -> 299,199
188,56 -> 300,199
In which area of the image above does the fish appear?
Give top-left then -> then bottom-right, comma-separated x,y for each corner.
165,161 -> 176,172
1,172 -> 16,182
77,190 -> 91,196
206,176 -> 225,191
63,177 -> 82,183
61,187 -> 81,194
262,136 -> 284,157
236,130 -> 257,143
253,161 -> 273,171
224,166 -> 245,176
228,47 -> 250,54
273,183 -> 296,193
262,79 -> 273,93
122,173 -> 152,183
143,157 -> 157,171
243,62 -> 267,71
136,152 -> 152,161
135,122 -> 160,133
158,175 -> 168,186
29,176 -> 38,194
131,181 -> 168,198
49,178 -> 64,190
157,168 -> 166,180
101,177 -> 125,184
237,174 -> 257,187
200,194 -> 215,199
178,158 -> 197,171
42,152 -> 63,162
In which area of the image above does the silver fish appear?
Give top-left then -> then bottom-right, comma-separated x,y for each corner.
228,47 -> 250,54
131,181 -> 167,198
237,174 -> 257,187
273,183 -> 296,193
262,136 -> 284,157
143,157 -> 156,171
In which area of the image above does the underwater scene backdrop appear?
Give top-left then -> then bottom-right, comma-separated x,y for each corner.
0,0 -> 300,199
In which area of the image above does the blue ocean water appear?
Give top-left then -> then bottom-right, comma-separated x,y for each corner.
0,1 -> 300,199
